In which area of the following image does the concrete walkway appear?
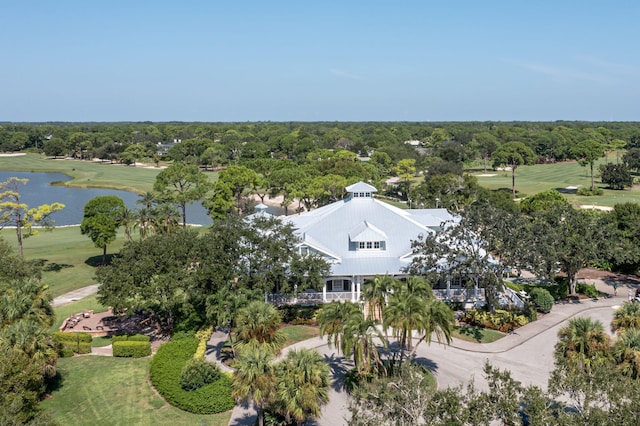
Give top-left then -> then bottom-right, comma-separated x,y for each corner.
52,284 -> 100,307
211,278 -> 636,426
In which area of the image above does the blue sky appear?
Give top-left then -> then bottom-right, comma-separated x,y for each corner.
1,1 -> 639,122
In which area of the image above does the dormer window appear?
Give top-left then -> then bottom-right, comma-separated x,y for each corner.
357,241 -> 383,250
346,182 -> 377,199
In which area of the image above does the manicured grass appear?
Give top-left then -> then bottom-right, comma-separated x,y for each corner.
1,226 -> 129,298
0,153 -> 218,193
453,325 -> 506,343
472,158 -> 640,207
50,294 -> 108,333
280,325 -> 320,346
41,356 -> 232,426
91,336 -> 113,348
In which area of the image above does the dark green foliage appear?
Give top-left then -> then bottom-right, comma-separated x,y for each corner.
577,186 -> 604,196
150,337 -> 234,414
278,305 -> 320,325
52,331 -> 92,343
460,309 -> 528,333
576,283 -> 599,298
600,163 -> 633,189
522,301 -> 538,322
80,195 -> 126,263
59,348 -> 74,358
550,278 -> 570,300
111,333 -> 150,342
179,358 -> 221,391
112,341 -> 151,358
52,332 -> 92,355
528,287 -> 554,313
0,349 -> 55,426
52,331 -> 93,356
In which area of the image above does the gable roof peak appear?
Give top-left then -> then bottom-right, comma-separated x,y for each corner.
345,181 -> 378,194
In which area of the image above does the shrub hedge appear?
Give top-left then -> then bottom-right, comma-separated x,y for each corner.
150,337 -> 235,414
577,283 -> 599,298
461,309 -> 528,333
528,287 -> 554,313
278,305 -> 320,325
52,331 -> 92,354
113,340 -> 152,358
180,358 -> 221,391
112,334 -> 150,343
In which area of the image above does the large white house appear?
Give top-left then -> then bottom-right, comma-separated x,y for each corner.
279,181 -> 456,303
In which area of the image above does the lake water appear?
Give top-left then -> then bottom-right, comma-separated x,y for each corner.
0,171 -> 213,226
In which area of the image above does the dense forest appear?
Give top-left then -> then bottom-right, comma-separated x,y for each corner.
2,121 -> 640,165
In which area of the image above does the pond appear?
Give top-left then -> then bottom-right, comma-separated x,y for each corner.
0,171 -> 213,226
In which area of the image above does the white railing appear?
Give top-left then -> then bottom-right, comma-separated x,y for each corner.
432,288 -> 485,302
325,292 -> 353,302
266,291 -> 355,305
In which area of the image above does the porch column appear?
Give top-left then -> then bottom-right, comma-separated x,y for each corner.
322,282 -> 327,303
446,273 -> 451,300
356,277 -> 361,301
351,278 -> 356,302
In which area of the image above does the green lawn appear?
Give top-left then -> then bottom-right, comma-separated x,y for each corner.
0,153 -> 218,193
280,325 -> 320,346
1,226 -> 128,298
471,158 -> 640,207
41,356 -> 232,426
453,326 -> 506,343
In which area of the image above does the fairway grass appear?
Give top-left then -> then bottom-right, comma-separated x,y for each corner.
0,153 -> 218,194
471,159 -> 640,207
1,226 -> 128,297
41,356 -> 232,426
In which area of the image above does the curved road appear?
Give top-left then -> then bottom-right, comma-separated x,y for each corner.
279,294 -> 622,426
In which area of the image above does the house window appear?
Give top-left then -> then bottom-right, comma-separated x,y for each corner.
357,241 -> 384,250
327,280 -> 350,291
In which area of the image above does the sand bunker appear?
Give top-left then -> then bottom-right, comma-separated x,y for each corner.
580,204 -> 614,211
475,173 -> 497,177
0,153 -> 26,157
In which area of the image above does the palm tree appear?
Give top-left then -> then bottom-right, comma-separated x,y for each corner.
612,328 -> 640,379
407,300 -> 454,360
317,301 -> 360,350
119,207 -> 136,241
231,346 -> 276,426
611,301 -> 640,332
383,277 -> 454,365
363,275 -> 395,321
135,206 -> 155,239
136,191 -> 159,210
342,310 -> 386,374
151,203 -> 180,235
555,317 -> 611,373
234,301 -> 286,355
316,301 -> 386,374
0,280 -> 54,328
275,348 -> 330,425
0,319 -> 58,377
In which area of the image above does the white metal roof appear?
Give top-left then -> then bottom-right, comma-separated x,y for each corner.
283,182 -> 455,277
